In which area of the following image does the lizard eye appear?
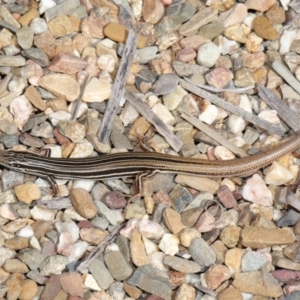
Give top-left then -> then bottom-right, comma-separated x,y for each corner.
16,154 -> 25,161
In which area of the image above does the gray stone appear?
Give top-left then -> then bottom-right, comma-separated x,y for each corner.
108,282 -> 125,300
172,61 -> 208,76
128,264 -> 172,300
169,184 -> 193,213
91,216 -> 109,230
198,22 -> 225,40
44,0 -> 81,21
104,251 -> 133,280
242,251 -> 267,272
22,47 -> 50,67
88,259 -> 114,290
287,291 -> 300,300
155,16 -> 178,37
277,209 -> 300,227
105,179 -> 131,194
27,270 -> 47,285
152,73 -> 180,96
111,127 -> 133,150
18,249 -> 46,271
1,169 -> 24,192
137,46 -> 158,64
39,255 -> 68,276
0,55 -> 25,67
163,255 -> 202,273
0,190 -> 16,205
135,68 -> 157,93
116,235 -> 131,263
189,238 -> 216,267
150,173 -> 175,193
94,200 -> 117,226
19,133 -> 45,148
167,2 -> 196,26
0,133 -> 19,148
16,26 -> 34,49
91,182 -> 109,201
22,114 -> 49,133
243,128 -> 260,145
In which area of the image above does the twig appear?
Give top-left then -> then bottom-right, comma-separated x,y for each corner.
180,110 -> 248,157
98,29 -> 138,144
125,90 -> 183,152
184,77 -> 254,94
272,60 -> 300,95
72,71 -> 90,121
77,223 -> 126,272
257,83 -> 300,132
180,79 -> 286,136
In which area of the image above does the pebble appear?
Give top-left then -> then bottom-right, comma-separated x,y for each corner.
205,265 -> 231,290
163,255 -> 202,273
82,77 -> 112,103
142,0 -> 165,24
233,270 -> 282,297
253,16 -> 279,41
197,42 -> 221,68
242,174 -> 273,206
70,188 -> 97,219
242,251 -> 267,272
245,0 -> 276,12
39,74 -> 80,102
159,233 -> 179,255
264,161 -> 295,185
189,238 -> 216,267
14,182 -> 41,204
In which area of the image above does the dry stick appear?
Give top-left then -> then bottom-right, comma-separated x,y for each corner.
125,90 -> 183,152
72,72 -> 91,121
257,83 -> 300,133
272,60 -> 300,95
98,29 -> 138,144
180,79 -> 286,136
0,73 -> 13,95
184,77 -> 254,94
77,223 -> 126,272
180,110 -> 248,157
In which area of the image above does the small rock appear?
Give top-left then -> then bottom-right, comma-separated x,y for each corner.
70,188 -> 97,219
189,238 -> 216,267
253,16 -> 279,41
205,67 -> 233,89
233,270 -> 283,297
60,272 -> 83,297
159,233 -> 179,255
142,0 -> 165,24
242,174 -> 273,206
14,182 -> 41,204
242,251 -> 267,272
163,255 -> 202,273
80,228 -> 108,245
163,208 -> 184,234
88,259 -> 114,290
205,265 -> 231,290
197,42 -> 221,68
245,0 -> 276,12
19,279 -> 38,300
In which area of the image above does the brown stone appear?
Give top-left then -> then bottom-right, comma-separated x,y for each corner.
217,287 -> 243,300
48,15 -> 73,37
31,220 -> 53,239
245,0 -> 276,12
18,8 -> 39,26
142,0 -> 165,24
253,16 -> 279,41
81,15 -> 107,39
80,228 -> 108,245
70,188 -> 97,219
49,53 -> 88,74
242,226 -> 295,248
19,279 -> 38,300
181,207 -> 203,227
5,273 -> 24,300
130,230 -> 149,267
60,272 -> 83,297
220,225 -> 241,248
163,208 -> 184,234
25,85 -> 47,111
266,5 -> 286,24
205,265 -> 231,290
5,237 -> 29,250
14,182 -> 42,204
123,282 -> 143,299
40,275 -> 61,300
233,271 -> 283,297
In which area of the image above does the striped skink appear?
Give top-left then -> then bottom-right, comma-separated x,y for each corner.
0,133 -> 300,193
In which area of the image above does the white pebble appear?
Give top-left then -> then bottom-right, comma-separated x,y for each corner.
197,42 -> 220,67
49,111 -> 72,126
214,146 -> 235,160
139,219 -> 165,239
73,179 -> 96,192
68,241 -> 89,262
16,225 -> 34,238
199,103 -> 218,124
142,236 -> 159,255
264,161 -> 295,185
258,109 -> 280,125
84,274 -> 101,291
30,18 -> 48,34
56,221 -> 80,243
39,0 -> 56,14
159,233 -> 179,255
30,206 -> 56,221
97,54 -> 116,73
242,174 -> 273,206
279,29 -> 298,54
70,139 -> 94,158
163,85 -> 187,111
152,103 -> 176,125
243,13 -> 256,29
30,236 -> 41,250
148,251 -> 169,272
